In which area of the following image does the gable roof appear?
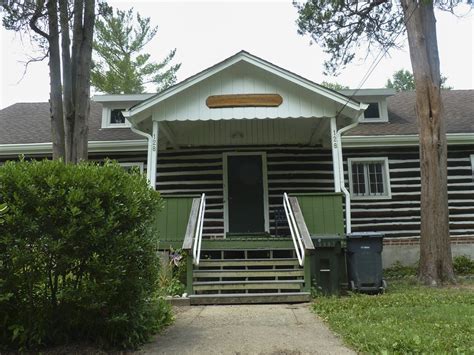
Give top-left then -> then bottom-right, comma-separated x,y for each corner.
1,90 -> 472,151
122,50 -> 366,122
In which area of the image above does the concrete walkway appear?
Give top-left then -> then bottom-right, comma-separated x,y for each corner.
139,304 -> 354,355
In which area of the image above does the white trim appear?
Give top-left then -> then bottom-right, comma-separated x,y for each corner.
123,51 -> 365,121
342,133 -> 474,147
330,117 -> 341,192
360,101 -> 389,123
101,106 -> 132,128
119,162 -> 144,173
0,140 -> 147,155
93,93 -> 155,103
348,157 -> 392,200
338,88 -> 396,97
223,151 -> 270,235
149,121 -> 159,190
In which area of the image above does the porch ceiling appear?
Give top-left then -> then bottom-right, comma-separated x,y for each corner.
156,116 -> 337,149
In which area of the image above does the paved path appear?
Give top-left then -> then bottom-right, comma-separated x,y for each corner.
140,303 -> 354,355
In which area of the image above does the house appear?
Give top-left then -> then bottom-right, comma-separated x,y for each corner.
1,51 -> 473,303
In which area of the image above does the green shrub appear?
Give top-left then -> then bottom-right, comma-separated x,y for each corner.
453,255 -> 474,275
0,159 -> 172,350
384,261 -> 417,279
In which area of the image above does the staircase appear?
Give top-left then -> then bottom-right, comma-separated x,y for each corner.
188,248 -> 311,305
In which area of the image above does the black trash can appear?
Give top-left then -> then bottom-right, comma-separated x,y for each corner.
310,236 -> 347,295
346,232 -> 387,293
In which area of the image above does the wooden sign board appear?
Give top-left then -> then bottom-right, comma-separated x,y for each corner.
206,94 -> 283,108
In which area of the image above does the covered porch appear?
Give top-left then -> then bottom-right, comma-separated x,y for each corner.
122,51 -> 366,303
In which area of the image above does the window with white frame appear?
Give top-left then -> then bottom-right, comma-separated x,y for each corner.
101,107 -> 131,128
348,158 -> 391,199
119,162 -> 144,174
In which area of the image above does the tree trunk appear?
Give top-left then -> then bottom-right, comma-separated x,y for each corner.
59,0 -> 74,163
47,0 -> 66,160
401,0 -> 455,285
69,0 -> 95,162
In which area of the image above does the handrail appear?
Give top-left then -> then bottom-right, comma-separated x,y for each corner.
192,193 -> 206,265
283,193 -> 315,266
182,193 -> 206,265
283,192 -> 305,266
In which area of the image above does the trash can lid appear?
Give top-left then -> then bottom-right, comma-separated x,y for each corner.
347,232 -> 384,238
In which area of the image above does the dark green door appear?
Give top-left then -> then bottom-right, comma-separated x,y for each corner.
227,155 -> 265,234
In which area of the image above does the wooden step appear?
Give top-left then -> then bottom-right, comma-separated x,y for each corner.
193,269 -> 304,278
193,279 -> 303,291
189,292 -> 311,305
197,258 -> 299,267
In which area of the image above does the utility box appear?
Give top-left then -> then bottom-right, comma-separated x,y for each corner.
346,232 -> 387,293
310,235 -> 347,295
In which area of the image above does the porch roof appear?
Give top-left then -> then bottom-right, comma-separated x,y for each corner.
122,51 -> 367,130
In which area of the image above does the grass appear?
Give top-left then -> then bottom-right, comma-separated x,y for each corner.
313,280 -> 474,354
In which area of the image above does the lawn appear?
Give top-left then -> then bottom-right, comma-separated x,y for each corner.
313,280 -> 474,353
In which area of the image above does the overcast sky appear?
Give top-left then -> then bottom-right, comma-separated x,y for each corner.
1,1 -> 473,109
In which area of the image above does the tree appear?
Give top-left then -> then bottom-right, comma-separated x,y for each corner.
91,7 -> 181,94
320,81 -> 349,91
2,0 -> 97,163
295,0 -> 460,285
386,69 -> 452,91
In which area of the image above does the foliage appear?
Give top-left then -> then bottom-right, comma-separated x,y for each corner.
2,0 -> 99,162
313,280 -> 474,353
386,69 -> 452,91
91,6 -> 181,94
0,159 -> 172,350
158,248 -> 186,297
384,261 -> 417,279
453,255 -> 474,275
295,0 -> 405,75
0,203 -> 7,224
320,81 -> 349,91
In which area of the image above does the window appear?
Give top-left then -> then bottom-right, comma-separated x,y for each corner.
110,109 -> 126,124
119,162 -> 144,174
348,158 -> 391,199
364,103 -> 380,119
101,107 -> 130,128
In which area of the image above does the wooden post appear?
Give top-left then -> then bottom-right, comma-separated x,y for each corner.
186,251 -> 193,295
149,121 -> 159,190
304,254 -> 312,292
330,117 -> 341,193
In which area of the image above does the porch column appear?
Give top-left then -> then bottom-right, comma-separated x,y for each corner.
330,117 -> 341,193
149,121 -> 159,190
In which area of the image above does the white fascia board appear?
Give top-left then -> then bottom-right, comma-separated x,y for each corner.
93,94 -> 155,103
338,88 -> 396,97
0,140 -> 147,156
123,51 -> 363,119
342,133 -> 474,147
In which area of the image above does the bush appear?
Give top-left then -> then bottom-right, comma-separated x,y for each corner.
384,261 -> 417,279
0,159 -> 172,350
453,255 -> 474,275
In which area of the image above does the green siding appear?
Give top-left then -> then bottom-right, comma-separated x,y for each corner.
292,193 -> 344,236
155,196 -> 196,247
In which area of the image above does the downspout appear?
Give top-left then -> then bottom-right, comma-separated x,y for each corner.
336,118 -> 362,235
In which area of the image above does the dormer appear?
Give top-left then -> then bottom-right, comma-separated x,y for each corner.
338,88 -> 395,123
93,94 -> 155,128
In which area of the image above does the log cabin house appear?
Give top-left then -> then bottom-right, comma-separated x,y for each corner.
1,51 -> 473,304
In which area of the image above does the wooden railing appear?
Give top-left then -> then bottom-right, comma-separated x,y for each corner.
283,193 -> 315,266
182,193 -> 206,265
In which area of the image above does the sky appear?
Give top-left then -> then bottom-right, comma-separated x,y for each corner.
1,0 -> 473,109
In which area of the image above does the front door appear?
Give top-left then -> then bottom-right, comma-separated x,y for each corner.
225,154 -> 267,234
